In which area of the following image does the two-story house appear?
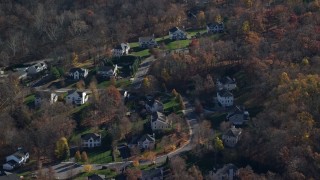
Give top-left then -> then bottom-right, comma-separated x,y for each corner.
151,112 -> 172,131
217,90 -> 234,107
68,68 -> 89,80
81,133 -> 101,148
145,98 -> 164,113
137,134 -> 155,150
209,164 -> 238,180
112,43 -> 130,57
226,106 -> 250,125
66,90 -> 89,105
26,62 -> 47,75
207,22 -> 224,33
169,27 -> 187,40
217,76 -> 237,91
96,65 -> 118,79
222,126 -> 242,147
139,36 -> 157,48
34,91 -> 58,107
3,149 -> 29,171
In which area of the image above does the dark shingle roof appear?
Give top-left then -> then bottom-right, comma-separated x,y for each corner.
218,76 -> 236,84
81,133 -> 101,141
98,66 -> 113,72
218,90 -> 233,97
207,22 -> 224,28
169,27 -> 180,33
69,68 -> 87,74
0,171 -> 20,180
67,90 -> 84,97
151,111 -> 167,123
88,174 -> 105,180
224,127 -> 242,137
138,134 -> 155,143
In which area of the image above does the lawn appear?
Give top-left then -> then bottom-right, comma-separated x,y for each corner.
165,39 -> 191,50
24,94 -> 35,105
73,169 -> 117,180
186,28 -> 207,37
130,49 -> 151,58
87,150 -> 113,164
163,97 -> 181,114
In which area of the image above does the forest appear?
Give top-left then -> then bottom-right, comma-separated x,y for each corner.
0,0 -> 319,179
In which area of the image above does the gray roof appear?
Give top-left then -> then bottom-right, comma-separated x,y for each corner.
151,111 -> 167,123
139,36 -> 155,41
218,90 -> 233,97
218,76 -> 236,84
35,91 -> 56,99
207,22 -> 224,28
226,106 -> 250,122
215,163 -> 237,177
224,127 -> 242,137
67,90 -> 85,97
98,66 -> 113,72
169,27 -> 180,33
69,68 -> 87,74
81,133 -> 101,141
88,174 -> 105,180
138,134 -> 155,143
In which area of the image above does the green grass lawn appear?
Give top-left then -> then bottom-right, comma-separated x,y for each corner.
130,49 -> 151,57
186,28 -> 207,37
129,42 -> 139,48
87,150 -> 113,164
166,39 -> 191,50
163,98 -> 179,110
24,94 -> 35,105
73,169 -> 117,180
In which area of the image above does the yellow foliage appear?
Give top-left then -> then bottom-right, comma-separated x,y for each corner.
83,164 -> 92,172
132,160 -> 139,167
242,21 -> 250,33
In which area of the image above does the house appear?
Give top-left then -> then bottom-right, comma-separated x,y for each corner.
13,70 -> 27,80
207,22 -> 224,33
217,90 -> 234,107
68,68 -> 89,80
0,171 -> 20,180
96,65 -> 118,79
87,174 -> 105,180
5,151 -> 29,165
217,76 -> 237,91
145,98 -> 164,113
3,149 -> 29,171
112,43 -> 130,57
81,133 -> 101,148
222,126 -> 242,147
26,62 -> 47,75
66,90 -> 89,105
34,91 -> 58,106
139,36 -> 157,48
141,167 -> 164,180
2,161 -> 19,171
151,112 -> 172,131
169,27 -> 187,40
209,164 -> 238,180
138,134 -> 155,150
226,106 -> 250,125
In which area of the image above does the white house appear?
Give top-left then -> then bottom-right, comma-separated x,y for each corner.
169,27 -> 187,40
66,90 -> 89,105
222,126 -> 242,147
112,43 -> 130,57
96,65 -> 118,79
151,111 -> 172,131
217,90 -> 234,107
207,22 -> 224,33
26,62 -> 47,75
226,106 -> 250,125
145,99 -> 164,113
68,68 -> 89,80
217,76 -> 237,91
34,91 -> 58,107
137,134 -> 155,150
139,36 -> 157,48
81,133 -> 101,148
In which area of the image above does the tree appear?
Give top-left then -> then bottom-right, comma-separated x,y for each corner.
54,137 -> 70,160
213,137 -> 224,152
76,80 -> 85,90
172,89 -> 178,97
242,21 -> 250,34
110,76 -> 116,86
125,168 -> 142,180
197,11 -> 206,27
81,151 -> 88,163
72,52 -> 79,67
50,67 -> 61,79
83,164 -> 92,172
75,150 -> 81,162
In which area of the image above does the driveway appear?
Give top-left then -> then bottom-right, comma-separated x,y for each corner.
131,56 -> 156,89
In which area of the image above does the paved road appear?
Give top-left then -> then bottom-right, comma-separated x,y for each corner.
131,56 -> 156,89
